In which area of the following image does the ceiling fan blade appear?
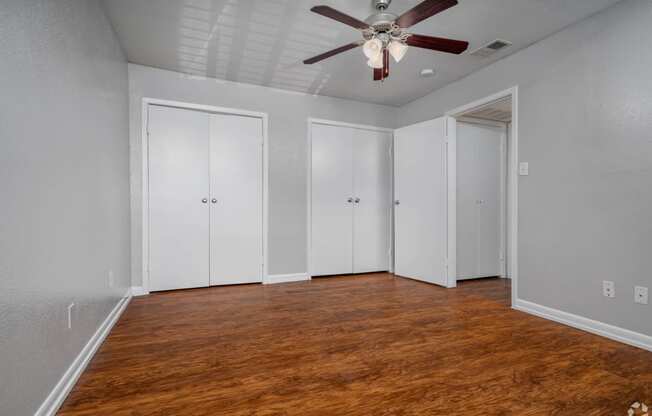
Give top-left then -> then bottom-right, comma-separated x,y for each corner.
373,50 -> 390,81
311,6 -> 370,30
406,34 -> 468,54
395,0 -> 458,28
303,42 -> 362,64
383,49 -> 390,79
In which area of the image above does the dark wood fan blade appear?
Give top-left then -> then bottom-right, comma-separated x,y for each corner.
396,0 -> 458,28
311,6 -> 370,30
303,42 -> 362,64
406,34 -> 468,54
373,50 -> 390,81
383,49 -> 390,79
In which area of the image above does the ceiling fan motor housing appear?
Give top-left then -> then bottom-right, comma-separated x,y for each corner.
365,12 -> 398,33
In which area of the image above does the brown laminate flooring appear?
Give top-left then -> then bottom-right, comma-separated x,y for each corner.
59,274 -> 652,415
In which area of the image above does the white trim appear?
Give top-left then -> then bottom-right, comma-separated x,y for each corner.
445,116 -> 457,288
265,273 -> 311,284
446,86 -> 519,301
130,286 -> 149,297
514,299 -> 652,352
35,290 -> 132,416
447,87 -> 516,117
309,118 -> 394,133
141,98 -> 270,291
499,129 -> 508,278
306,118 -> 312,278
306,118 -> 395,279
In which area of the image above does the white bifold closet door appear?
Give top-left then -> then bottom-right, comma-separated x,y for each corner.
457,122 -> 502,280
209,114 -> 263,285
149,106 -> 211,291
311,124 -> 355,276
394,117 -> 450,286
353,128 -> 392,273
311,123 -> 391,276
148,105 -> 263,292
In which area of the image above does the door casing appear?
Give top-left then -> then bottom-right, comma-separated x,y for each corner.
446,86 -> 520,299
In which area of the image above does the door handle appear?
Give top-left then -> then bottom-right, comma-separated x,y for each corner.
354,198 -> 360,204
211,199 -> 218,204
202,198 -> 208,204
395,200 -> 400,206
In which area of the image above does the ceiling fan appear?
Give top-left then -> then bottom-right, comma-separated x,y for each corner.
303,0 -> 469,81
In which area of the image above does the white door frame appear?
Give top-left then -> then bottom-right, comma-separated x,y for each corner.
307,118 -> 395,278
445,86 -> 519,303
141,98 -> 269,293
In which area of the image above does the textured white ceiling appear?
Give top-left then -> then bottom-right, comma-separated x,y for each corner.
102,0 -> 621,106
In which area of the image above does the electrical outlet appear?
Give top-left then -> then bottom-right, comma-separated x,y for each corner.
108,270 -> 114,288
67,303 -> 75,329
634,286 -> 648,305
519,162 -> 529,176
603,280 -> 615,298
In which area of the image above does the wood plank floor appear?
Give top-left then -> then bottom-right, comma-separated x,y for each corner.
59,274 -> 652,415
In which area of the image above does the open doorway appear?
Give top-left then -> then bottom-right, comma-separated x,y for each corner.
446,88 -> 519,304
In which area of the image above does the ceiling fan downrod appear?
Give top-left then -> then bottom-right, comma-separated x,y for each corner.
374,0 -> 392,11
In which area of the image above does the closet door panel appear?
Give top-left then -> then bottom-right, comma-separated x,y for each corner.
209,114 -> 263,285
311,124 -> 354,276
353,129 -> 391,273
148,105 -> 210,291
457,123 -> 502,280
456,123 -> 479,279
394,117 -> 448,286
475,125 -> 502,277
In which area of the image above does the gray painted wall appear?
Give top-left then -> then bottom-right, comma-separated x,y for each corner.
399,0 -> 652,336
128,64 -> 397,284
0,1 -> 130,414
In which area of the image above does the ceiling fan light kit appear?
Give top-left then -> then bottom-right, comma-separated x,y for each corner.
303,0 -> 469,82
367,52 -> 385,69
388,40 -> 409,62
363,37 -> 383,59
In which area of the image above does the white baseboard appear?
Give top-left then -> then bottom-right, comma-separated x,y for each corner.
35,290 -> 132,416
513,298 -> 652,352
130,286 -> 149,297
265,273 -> 310,285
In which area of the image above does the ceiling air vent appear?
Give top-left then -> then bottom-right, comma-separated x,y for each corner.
470,39 -> 512,58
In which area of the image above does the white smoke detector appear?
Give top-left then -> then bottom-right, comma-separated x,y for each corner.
420,68 -> 436,78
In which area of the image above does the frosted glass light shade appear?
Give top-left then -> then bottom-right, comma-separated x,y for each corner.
388,41 -> 408,62
363,38 -> 383,59
367,53 -> 384,69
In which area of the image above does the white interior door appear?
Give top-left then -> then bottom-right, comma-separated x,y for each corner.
457,122 -> 502,280
209,114 -> 263,285
311,123 -> 354,276
394,117 -> 449,286
148,105 -> 210,291
353,129 -> 392,273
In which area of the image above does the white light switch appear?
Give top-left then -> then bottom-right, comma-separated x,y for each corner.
519,162 -> 529,176
635,286 -> 648,305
